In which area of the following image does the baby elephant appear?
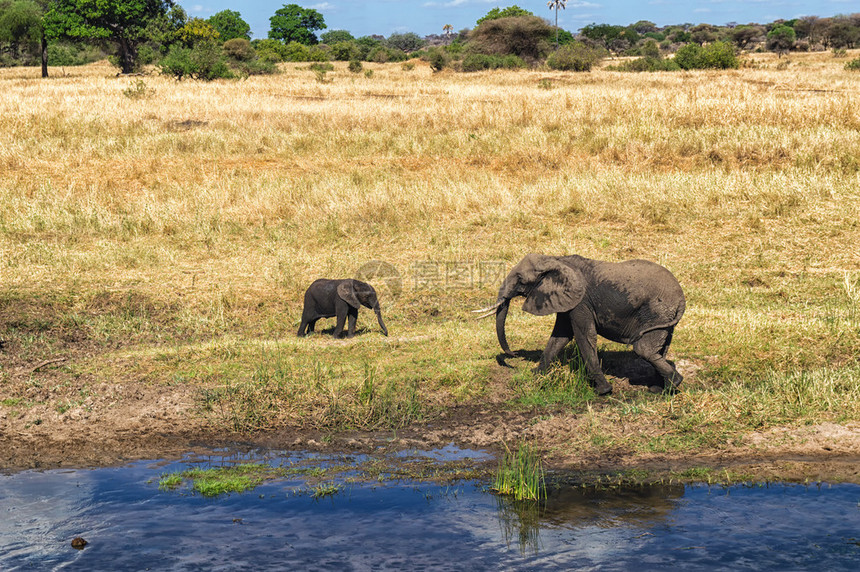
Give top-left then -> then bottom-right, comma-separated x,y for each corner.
298,279 -> 388,338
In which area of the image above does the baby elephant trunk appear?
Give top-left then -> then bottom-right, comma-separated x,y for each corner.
373,304 -> 388,336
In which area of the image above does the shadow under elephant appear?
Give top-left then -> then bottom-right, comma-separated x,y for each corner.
497,347 -> 676,390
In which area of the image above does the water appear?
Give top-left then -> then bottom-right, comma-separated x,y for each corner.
1,448 -> 858,571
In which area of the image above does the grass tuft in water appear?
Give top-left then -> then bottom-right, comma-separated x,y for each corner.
310,482 -> 342,499
493,441 -> 546,501
159,464 -> 271,497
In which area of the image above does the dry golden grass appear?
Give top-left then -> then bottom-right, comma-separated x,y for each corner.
1,52 -> 859,444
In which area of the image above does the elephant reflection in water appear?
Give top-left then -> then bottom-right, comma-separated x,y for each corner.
496,482 -> 686,556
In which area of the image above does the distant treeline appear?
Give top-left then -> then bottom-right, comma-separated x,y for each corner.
1,2 -> 859,78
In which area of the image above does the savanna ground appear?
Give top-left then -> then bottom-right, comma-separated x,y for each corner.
1,51 -> 859,484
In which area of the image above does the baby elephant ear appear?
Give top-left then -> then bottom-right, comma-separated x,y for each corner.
522,261 -> 585,316
337,280 -> 361,309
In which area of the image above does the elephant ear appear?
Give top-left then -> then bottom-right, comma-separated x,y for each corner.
522,260 -> 585,316
337,280 -> 361,309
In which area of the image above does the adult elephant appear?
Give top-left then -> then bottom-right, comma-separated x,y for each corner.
476,253 -> 685,395
298,279 -> 388,338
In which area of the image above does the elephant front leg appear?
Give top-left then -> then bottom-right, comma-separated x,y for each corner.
346,308 -> 358,338
534,313 -> 573,373
570,311 -> 612,395
332,301 -> 348,338
297,313 -> 313,336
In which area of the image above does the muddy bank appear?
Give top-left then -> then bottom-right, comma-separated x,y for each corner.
2,381 -> 859,484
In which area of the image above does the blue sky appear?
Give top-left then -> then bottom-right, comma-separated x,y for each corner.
184,1 -> 853,39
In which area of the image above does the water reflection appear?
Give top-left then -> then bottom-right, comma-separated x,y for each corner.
0,449 -> 858,571
496,483 -> 687,556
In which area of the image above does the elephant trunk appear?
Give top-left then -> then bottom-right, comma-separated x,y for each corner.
495,299 -> 515,356
374,304 -> 388,336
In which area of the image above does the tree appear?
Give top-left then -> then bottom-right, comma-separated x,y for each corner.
476,6 -> 533,27
268,4 -> 326,45
176,18 -> 219,47
546,0 -> 566,49
729,25 -> 764,50
208,9 -> 250,41
443,24 -> 453,38
469,15 -> 552,62
0,0 -> 49,76
320,29 -> 353,44
690,23 -> 718,45
580,23 -> 625,49
766,25 -> 796,57
825,19 -> 860,49
44,0 -> 173,73
385,32 -> 424,53
632,20 -> 657,34
0,0 -> 41,74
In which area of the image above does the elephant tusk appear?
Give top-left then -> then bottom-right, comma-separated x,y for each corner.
471,301 -> 502,314
474,309 -> 497,320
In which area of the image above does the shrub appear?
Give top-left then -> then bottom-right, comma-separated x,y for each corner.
330,41 -> 359,61
366,46 -> 407,63
348,59 -> 363,73
610,57 -> 680,72
47,41 -> 106,67
122,79 -> 154,99
700,41 -> 739,69
674,41 -> 738,70
674,43 -> 703,69
283,41 -> 311,62
160,41 -> 234,80
232,58 -> 278,76
460,53 -> 526,72
845,57 -> 860,71
223,38 -> 255,62
426,48 -> 449,72
546,42 -> 602,71
309,62 -> 334,82
252,39 -> 288,62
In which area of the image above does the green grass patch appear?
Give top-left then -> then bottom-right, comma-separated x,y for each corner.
199,348 -> 428,433
509,346 -> 596,408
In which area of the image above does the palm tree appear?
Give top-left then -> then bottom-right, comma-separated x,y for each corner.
547,0 -> 567,49
442,24 -> 453,38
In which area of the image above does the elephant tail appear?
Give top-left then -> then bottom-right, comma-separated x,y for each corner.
639,296 -> 686,337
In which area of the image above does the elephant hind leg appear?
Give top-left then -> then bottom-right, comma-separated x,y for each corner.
633,329 -> 682,392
